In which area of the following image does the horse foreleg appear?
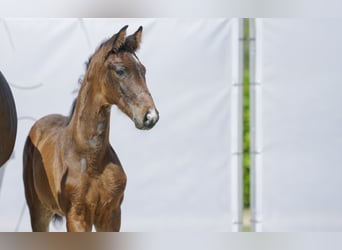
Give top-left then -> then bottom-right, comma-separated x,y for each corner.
66,207 -> 92,232
94,208 -> 121,232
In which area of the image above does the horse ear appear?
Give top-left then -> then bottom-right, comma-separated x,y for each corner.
112,25 -> 128,53
124,26 -> 143,52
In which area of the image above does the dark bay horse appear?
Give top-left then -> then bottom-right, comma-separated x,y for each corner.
0,71 -> 17,167
23,26 -> 159,232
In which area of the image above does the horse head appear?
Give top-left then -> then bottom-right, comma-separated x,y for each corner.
86,25 -> 159,130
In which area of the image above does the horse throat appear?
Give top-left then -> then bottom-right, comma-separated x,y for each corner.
68,81 -> 111,159
88,120 -> 108,149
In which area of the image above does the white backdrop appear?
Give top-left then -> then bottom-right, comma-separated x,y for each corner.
251,19 -> 342,231
0,18 -> 243,231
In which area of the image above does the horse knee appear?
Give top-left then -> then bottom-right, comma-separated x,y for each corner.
66,208 -> 92,232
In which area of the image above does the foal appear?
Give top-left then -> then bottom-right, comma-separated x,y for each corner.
23,26 -> 159,232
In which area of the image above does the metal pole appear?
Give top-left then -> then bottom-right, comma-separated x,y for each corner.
15,203 -> 26,232
0,167 -> 5,195
249,18 -> 263,232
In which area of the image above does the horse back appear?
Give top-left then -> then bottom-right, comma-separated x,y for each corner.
28,114 -> 67,145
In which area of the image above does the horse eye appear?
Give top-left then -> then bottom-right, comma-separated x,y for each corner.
115,69 -> 126,77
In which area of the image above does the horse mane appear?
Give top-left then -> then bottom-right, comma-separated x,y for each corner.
65,38 -> 109,126
85,39 -> 108,69
64,98 -> 77,125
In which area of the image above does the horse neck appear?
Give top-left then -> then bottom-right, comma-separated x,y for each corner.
67,77 -> 111,161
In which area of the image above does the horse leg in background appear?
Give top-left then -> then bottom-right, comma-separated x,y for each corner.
23,138 -> 53,232
28,202 -> 53,232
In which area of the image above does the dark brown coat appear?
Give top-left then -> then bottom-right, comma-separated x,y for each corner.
23,26 -> 159,232
0,71 -> 17,167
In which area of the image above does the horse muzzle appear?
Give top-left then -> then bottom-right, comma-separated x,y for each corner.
135,108 -> 159,130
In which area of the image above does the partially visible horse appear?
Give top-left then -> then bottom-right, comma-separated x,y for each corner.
23,26 -> 159,232
0,71 -> 17,167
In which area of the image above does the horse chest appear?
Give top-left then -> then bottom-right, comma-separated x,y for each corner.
96,168 -> 126,197
74,163 -> 126,208
78,178 -> 124,214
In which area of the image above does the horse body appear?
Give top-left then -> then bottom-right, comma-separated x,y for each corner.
23,25 -> 159,232
0,71 -> 17,167
24,114 -> 125,232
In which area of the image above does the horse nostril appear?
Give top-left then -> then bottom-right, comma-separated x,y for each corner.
143,109 -> 159,128
143,111 -> 152,125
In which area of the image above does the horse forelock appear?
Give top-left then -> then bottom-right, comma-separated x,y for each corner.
87,34 -> 139,70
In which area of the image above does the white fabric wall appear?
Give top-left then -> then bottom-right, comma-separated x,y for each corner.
251,19 -> 342,231
0,18 -> 242,231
